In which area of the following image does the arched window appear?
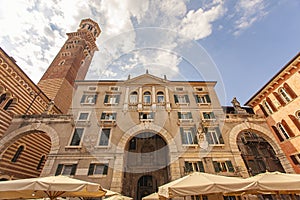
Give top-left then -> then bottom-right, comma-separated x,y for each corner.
283,83 -> 297,99
143,91 -> 151,104
289,114 -> 300,132
296,111 -> 300,120
277,123 -> 290,139
129,91 -> 138,104
279,87 -> 292,103
263,100 -> 273,115
0,93 -> 7,105
11,145 -> 24,163
3,99 -> 13,110
157,91 -> 165,103
37,155 -> 46,170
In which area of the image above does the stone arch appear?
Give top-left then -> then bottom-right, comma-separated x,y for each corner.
116,123 -> 178,154
0,123 -> 60,159
228,122 -> 294,174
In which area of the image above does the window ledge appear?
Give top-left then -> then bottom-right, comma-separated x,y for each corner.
176,103 -> 189,106
209,144 -> 225,147
104,103 -> 119,106
94,146 -> 110,149
88,174 -> 107,178
65,146 -> 82,149
80,103 -> 95,105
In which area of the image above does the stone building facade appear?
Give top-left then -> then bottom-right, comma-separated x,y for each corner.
246,52 -> 300,173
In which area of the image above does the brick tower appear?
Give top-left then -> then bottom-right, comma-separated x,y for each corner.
38,19 -> 101,113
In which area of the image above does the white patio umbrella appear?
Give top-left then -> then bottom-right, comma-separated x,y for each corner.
158,172 -> 255,199
0,175 -> 106,200
142,192 -> 159,200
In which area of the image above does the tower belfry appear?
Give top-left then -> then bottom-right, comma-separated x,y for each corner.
38,19 -> 101,113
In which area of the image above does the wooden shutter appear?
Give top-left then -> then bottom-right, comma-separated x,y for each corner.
103,164 -> 108,175
282,120 -> 295,137
88,164 -> 95,175
180,127 -> 187,144
194,95 -> 199,103
259,104 -> 269,117
116,95 -> 120,103
70,164 -> 77,175
284,83 -> 297,99
184,95 -> 190,103
273,92 -> 286,106
101,112 -> 106,119
266,97 -> 277,112
216,127 -> 224,144
289,115 -> 300,132
55,164 -> 63,176
213,161 -> 220,172
174,95 -> 179,103
226,161 -> 234,172
178,112 -> 182,119
93,94 -> 98,103
290,155 -> 299,165
184,161 -> 192,173
80,95 -> 86,103
205,94 -> 211,103
104,95 -> 109,103
192,126 -> 198,143
197,161 -> 205,172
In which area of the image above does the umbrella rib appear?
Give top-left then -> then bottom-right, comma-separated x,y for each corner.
44,191 -> 66,200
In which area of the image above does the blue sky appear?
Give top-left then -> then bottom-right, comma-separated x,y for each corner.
0,0 -> 299,105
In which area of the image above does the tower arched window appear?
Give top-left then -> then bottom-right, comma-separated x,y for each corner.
143,91 -> 151,104
279,87 -> 292,103
157,91 -> 165,103
263,100 -> 273,115
129,91 -> 138,104
11,145 -> 24,163
277,123 -> 290,139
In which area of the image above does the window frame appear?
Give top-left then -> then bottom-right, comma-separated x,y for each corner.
184,160 -> 205,173
279,87 -> 292,103
55,163 -> 77,176
180,127 -> 198,146
80,94 -> 98,105
77,111 -> 90,121
178,111 -> 193,122
97,128 -> 111,147
104,94 -> 120,105
213,160 -> 235,173
68,127 -> 85,147
100,112 -> 117,121
204,127 -> 224,145
129,91 -> 138,105
174,94 -> 190,105
88,163 -> 109,176
156,91 -> 165,104
277,123 -> 291,139
143,91 -> 151,104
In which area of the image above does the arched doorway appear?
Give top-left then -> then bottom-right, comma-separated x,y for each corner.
237,131 -> 285,176
122,132 -> 169,200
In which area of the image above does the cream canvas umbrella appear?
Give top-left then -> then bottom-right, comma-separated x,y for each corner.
142,192 -> 159,200
247,171 -> 300,194
158,172 -> 255,199
0,175 -> 106,200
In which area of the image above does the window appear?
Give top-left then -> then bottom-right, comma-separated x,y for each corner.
174,94 -> 190,104
194,94 -> 211,104
87,86 -> 97,91
0,93 -> 7,105
3,99 -> 13,110
279,88 -> 292,103
80,94 -> 97,104
191,195 -> 208,200
180,127 -> 198,145
157,91 -> 165,103
213,160 -> 234,173
11,145 -> 24,163
290,154 -> 300,165
37,155 -> 46,170
139,112 -> 154,121
194,87 -> 204,92
100,112 -> 117,121
175,87 -> 184,92
70,128 -> 84,146
88,163 -> 108,175
204,127 -> 224,145
58,60 -> 65,65
296,111 -> 300,119
109,86 -> 119,91
98,128 -> 110,146
263,100 -> 273,114
129,91 -> 138,104
178,112 -> 193,121
277,123 -> 291,139
104,94 -> 120,105
202,112 -> 215,120
55,164 -> 77,176
143,91 -> 151,104
77,112 -> 89,121
184,161 -> 205,173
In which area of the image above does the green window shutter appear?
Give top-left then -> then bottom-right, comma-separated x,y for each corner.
226,161 -> 234,172
104,95 -> 109,103
103,164 -> 108,175
210,112 -> 215,119
88,164 -> 95,175
205,94 -> 211,103
194,95 -> 199,103
188,112 -> 192,119
178,112 -> 182,119
55,164 -> 63,176
184,161 -> 192,173
192,126 -> 198,143
213,161 -> 220,173
101,112 -> 106,119
184,95 -> 190,103
197,161 -> 205,172
271,126 -> 284,142
116,95 -> 120,103
112,113 -> 117,120
216,127 -> 224,144
70,164 -> 77,175
93,94 -> 98,103
80,95 -> 86,103
174,95 -> 179,103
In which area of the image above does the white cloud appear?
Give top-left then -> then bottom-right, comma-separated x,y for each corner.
233,0 -> 268,35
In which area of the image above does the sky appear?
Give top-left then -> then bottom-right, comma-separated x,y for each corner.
0,0 -> 299,106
